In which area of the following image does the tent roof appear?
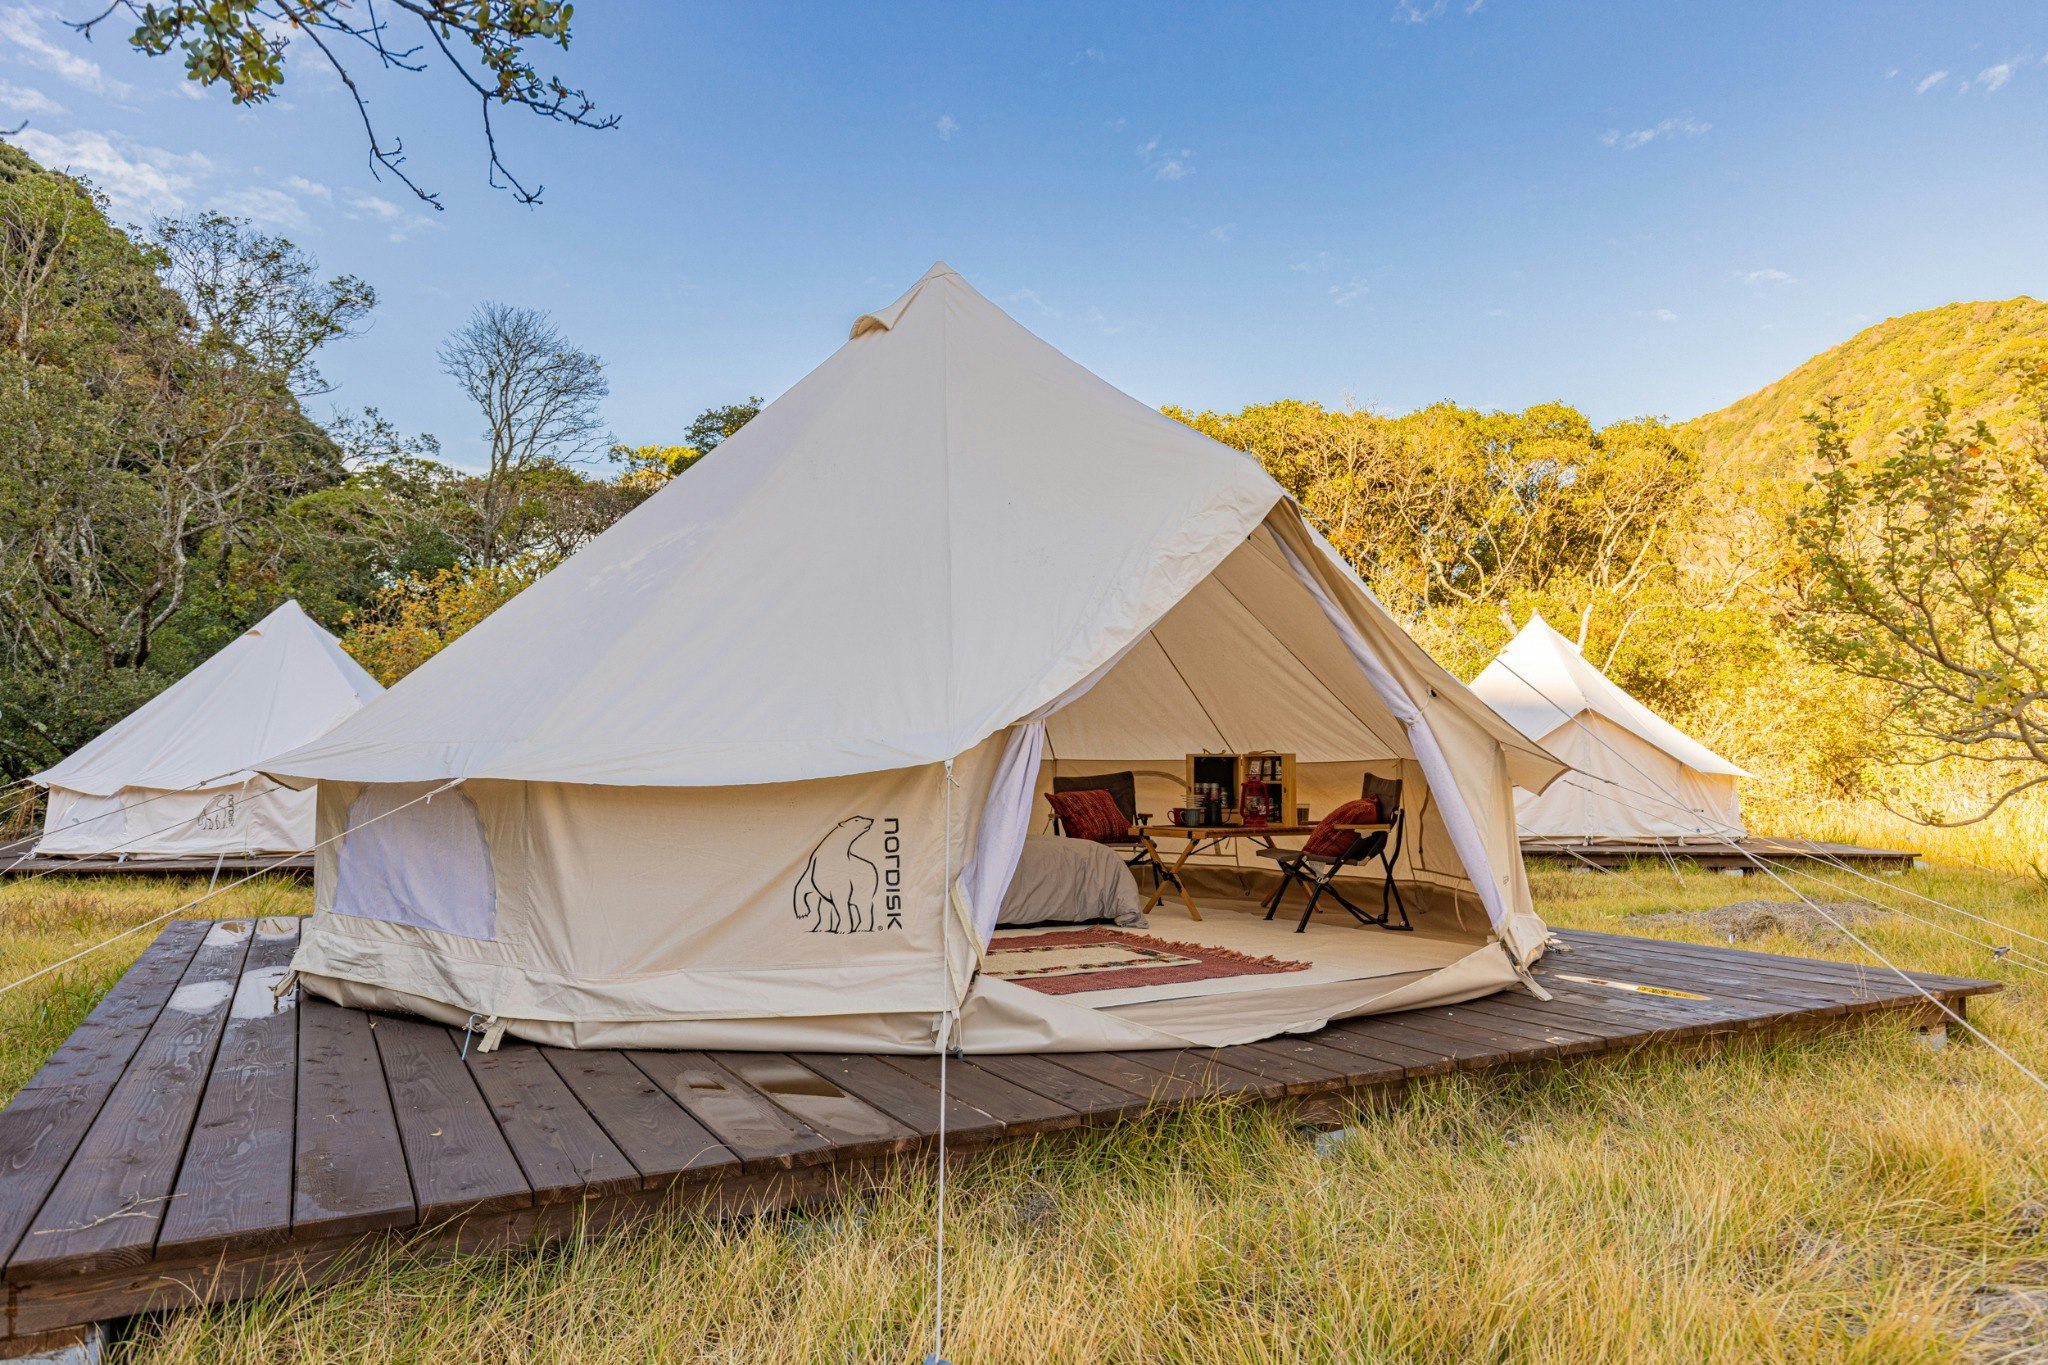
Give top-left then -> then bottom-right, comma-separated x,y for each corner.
35,600 -> 383,796
1469,613 -> 1751,778
264,263 -> 1557,792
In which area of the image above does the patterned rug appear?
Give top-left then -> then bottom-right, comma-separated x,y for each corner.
984,927 -> 1312,997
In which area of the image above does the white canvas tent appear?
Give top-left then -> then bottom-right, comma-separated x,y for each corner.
263,263 -> 1568,1054
33,601 -> 383,857
1469,613 -> 1749,842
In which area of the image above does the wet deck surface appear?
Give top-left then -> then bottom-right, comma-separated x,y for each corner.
0,917 -> 1996,1353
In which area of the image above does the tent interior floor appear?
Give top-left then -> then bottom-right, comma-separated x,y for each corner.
984,897 -> 1498,1044
0,913 -> 1997,1356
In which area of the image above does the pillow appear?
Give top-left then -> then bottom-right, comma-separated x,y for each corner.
1303,796 -> 1380,857
1045,787 -> 1130,843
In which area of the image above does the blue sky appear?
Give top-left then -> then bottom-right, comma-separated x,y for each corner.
5,1 -> 2044,468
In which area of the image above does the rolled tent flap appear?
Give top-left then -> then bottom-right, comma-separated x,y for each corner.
1264,510 -> 1556,963
269,262 -> 1564,1051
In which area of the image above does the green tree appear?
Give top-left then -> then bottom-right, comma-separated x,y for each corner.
0,146 -> 357,775
438,302 -> 610,567
1790,372 -> 2048,823
683,397 -> 763,464
74,0 -> 615,207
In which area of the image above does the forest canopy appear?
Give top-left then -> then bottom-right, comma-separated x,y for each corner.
2,130 -> 2041,844
0,145 -> 688,777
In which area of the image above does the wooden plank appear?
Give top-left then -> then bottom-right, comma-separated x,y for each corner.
964,1054 -> 1152,1123
157,919 -> 304,1256
1592,942 -> 1989,1004
1425,1001 -> 1612,1057
1552,943 -> 1885,1015
457,1038 -> 640,1204
626,1052 -> 832,1170
374,1016 -> 530,1223
1556,931 -> 1994,996
1388,1009 -> 1574,1063
10,920 -> 253,1278
540,1050 -> 738,1187
1461,992 -> 1664,1046
293,999 -> 414,1239
0,1085 -> 104,1275
1326,1012 -> 1538,1072
880,1056 -> 1080,1135
1225,1036 -> 1400,1094
16,920 -> 210,1094
707,1053 -> 920,1161
0,923 -> 210,1268
1052,1050 -> 1210,1105
1305,1021 -> 1462,1077
787,1054 -> 1005,1146
1120,1050 -> 1278,1101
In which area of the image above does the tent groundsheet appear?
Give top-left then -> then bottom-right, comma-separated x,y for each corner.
269,264 -> 1565,1054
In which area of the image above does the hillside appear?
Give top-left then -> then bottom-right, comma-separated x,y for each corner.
1682,297 -> 2048,485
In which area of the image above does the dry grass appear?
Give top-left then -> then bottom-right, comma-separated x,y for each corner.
0,858 -> 2042,1361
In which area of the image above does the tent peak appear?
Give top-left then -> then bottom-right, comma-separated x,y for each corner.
247,598 -> 311,637
850,261 -> 961,339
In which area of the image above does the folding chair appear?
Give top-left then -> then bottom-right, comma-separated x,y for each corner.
1049,771 -> 1158,884
1257,775 -> 1411,933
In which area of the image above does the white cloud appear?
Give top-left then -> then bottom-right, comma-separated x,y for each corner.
1206,223 -> 1237,243
1653,308 -> 1678,322
283,174 -> 330,201
1105,116 -> 1127,132
1291,251 -> 1335,273
0,5 -> 128,96
1739,267 -> 1794,285
1136,136 -> 1192,181
1085,305 -> 1121,335
1001,287 -> 1060,319
1915,70 -> 1949,94
344,191 -> 405,224
341,188 -> 433,241
0,78 -> 57,114
1598,116 -> 1710,151
1330,280 -> 1369,306
935,113 -> 958,140
1393,0 -> 1447,21
9,127 -> 209,214
1072,46 -> 1104,64
215,185 -> 307,229
1975,62 -> 2014,92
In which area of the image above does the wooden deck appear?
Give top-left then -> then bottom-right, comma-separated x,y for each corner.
1521,835 -> 1919,873
0,917 -> 1997,1355
0,836 -> 312,880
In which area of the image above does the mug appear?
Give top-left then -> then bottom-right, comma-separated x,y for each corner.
1168,807 -> 1190,826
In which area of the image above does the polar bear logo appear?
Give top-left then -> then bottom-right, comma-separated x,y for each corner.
793,816 -> 882,933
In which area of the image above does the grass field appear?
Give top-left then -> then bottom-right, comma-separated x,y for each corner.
1,858 -> 2045,1363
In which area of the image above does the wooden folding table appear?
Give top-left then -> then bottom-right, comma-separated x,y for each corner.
1134,823 -> 1323,920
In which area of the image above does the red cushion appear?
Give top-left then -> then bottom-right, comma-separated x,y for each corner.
1303,796 -> 1380,857
1046,788 -> 1130,843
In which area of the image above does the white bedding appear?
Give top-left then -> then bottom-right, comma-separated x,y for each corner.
996,835 -> 1145,927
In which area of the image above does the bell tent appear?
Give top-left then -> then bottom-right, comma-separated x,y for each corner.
33,601 -> 383,858
1469,613 -> 1749,842
263,263 -> 1568,1054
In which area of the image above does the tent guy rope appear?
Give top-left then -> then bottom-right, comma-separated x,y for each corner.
0,778 -> 462,1000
